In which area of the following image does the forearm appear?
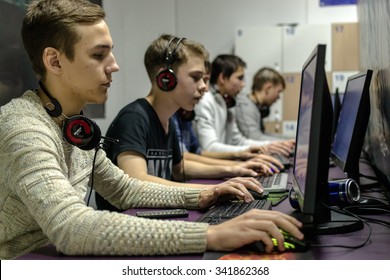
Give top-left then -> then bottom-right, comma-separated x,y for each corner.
183,159 -> 233,179
200,150 -> 242,160
130,171 -> 209,189
185,152 -> 240,166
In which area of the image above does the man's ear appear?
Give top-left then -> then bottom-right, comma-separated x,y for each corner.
263,82 -> 273,94
42,47 -> 62,75
217,72 -> 227,85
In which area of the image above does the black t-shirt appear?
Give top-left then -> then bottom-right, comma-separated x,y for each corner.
105,98 -> 182,180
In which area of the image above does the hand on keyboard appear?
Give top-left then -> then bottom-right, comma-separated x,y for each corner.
246,154 -> 284,175
198,177 -> 264,209
266,139 -> 295,157
205,209 -> 304,253
229,160 -> 275,177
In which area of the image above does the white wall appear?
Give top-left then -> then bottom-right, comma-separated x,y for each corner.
98,0 -> 357,134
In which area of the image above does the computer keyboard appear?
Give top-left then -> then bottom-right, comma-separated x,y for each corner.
271,153 -> 291,169
196,199 -> 272,225
257,172 -> 288,193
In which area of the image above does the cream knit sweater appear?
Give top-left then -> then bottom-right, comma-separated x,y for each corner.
0,91 -> 208,259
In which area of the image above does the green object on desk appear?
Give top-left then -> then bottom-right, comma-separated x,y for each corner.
267,192 -> 289,206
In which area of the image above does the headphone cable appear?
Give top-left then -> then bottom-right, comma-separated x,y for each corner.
176,114 -> 186,182
86,144 -> 102,207
86,137 -> 119,207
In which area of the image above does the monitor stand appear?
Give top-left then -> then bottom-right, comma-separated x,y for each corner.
292,211 -> 364,236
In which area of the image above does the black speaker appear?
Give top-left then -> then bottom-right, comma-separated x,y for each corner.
156,37 -> 185,91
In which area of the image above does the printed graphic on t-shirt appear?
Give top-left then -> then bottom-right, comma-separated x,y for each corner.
146,149 -> 173,179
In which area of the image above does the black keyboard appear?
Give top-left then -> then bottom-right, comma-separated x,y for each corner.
257,173 -> 288,193
271,153 -> 291,169
196,199 -> 272,225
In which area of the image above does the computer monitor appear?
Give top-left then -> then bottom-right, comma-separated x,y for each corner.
291,44 -> 363,235
331,87 -> 342,144
331,70 -> 373,185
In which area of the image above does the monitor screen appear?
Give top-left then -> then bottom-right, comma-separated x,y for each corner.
291,44 -> 363,235
331,70 -> 373,184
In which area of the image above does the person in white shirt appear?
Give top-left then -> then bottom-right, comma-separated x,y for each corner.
194,54 -> 294,155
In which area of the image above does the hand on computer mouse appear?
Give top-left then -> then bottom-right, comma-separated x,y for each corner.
244,230 -> 309,253
247,189 -> 269,200
206,209 -> 304,253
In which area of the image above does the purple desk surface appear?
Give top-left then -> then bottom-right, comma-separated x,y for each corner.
17,164 -> 390,260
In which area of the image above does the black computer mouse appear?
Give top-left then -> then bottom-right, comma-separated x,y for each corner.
247,189 -> 269,200
244,231 -> 309,253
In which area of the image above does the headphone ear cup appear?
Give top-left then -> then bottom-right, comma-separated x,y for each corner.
178,108 -> 196,121
63,116 -> 101,150
222,93 -> 237,108
259,105 -> 270,118
156,68 -> 177,91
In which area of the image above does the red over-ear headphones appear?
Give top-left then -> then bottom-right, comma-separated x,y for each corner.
156,37 -> 185,91
222,93 -> 236,108
39,81 -> 103,150
62,115 -> 102,150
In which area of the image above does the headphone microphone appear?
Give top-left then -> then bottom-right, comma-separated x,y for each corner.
39,81 -> 117,150
156,37 -> 185,91
101,136 -> 119,144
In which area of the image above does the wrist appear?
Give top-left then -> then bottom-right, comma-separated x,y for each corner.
224,166 -> 234,176
198,185 -> 217,209
206,225 -> 218,251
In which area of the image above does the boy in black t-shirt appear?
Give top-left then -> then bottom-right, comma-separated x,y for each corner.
96,35 -> 270,211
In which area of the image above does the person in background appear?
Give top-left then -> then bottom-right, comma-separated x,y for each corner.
95,35 -> 272,212
173,61 -> 285,173
0,0 -> 303,260
235,67 -> 292,141
193,54 -> 294,155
